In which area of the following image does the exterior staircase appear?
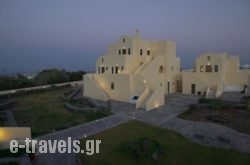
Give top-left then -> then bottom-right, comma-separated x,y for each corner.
206,87 -> 216,98
84,74 -> 109,101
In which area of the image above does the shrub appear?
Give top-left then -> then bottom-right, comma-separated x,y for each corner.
118,137 -> 166,161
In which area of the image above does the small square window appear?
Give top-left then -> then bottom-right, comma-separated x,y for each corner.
207,56 -> 211,60
122,49 -> 126,55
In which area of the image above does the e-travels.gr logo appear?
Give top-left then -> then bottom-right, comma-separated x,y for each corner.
10,137 -> 101,155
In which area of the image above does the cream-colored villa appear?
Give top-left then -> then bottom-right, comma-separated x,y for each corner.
84,30 -> 250,111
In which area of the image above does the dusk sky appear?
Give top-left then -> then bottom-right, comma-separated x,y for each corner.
0,0 -> 249,74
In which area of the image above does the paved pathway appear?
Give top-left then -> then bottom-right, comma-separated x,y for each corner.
160,117 -> 250,153
111,94 -> 250,154
220,92 -> 244,102
133,94 -> 250,154
32,93 -> 250,164
4,110 -> 17,126
34,113 -> 131,165
0,155 -> 31,165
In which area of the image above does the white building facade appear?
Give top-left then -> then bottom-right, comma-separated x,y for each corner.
84,30 -> 181,111
84,31 -> 250,110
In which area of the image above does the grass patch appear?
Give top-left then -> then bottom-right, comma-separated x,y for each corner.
118,137 -> 166,161
79,121 -> 250,165
12,88 -> 112,137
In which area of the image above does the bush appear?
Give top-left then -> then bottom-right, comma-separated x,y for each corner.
118,137 -> 166,160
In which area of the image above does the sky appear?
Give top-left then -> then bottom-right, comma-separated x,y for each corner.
0,0 -> 250,74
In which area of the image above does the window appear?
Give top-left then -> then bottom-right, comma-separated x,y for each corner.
140,49 -> 143,55
121,66 -> 124,71
191,84 -> 196,94
214,65 -> 218,72
106,67 -> 108,70
118,50 -> 121,55
101,67 -> 105,73
115,66 -> 119,74
171,66 -> 174,71
128,48 -> 131,55
200,65 -> 204,72
159,65 -> 163,73
147,49 -> 150,55
98,67 -> 100,73
111,82 -> 114,90
101,58 -> 104,63
123,38 -> 125,43
122,48 -> 126,55
207,56 -> 211,60
111,67 -> 114,74
205,65 -> 212,72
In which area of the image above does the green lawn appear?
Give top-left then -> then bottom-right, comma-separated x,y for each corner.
11,88 -> 112,137
79,121 -> 250,165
